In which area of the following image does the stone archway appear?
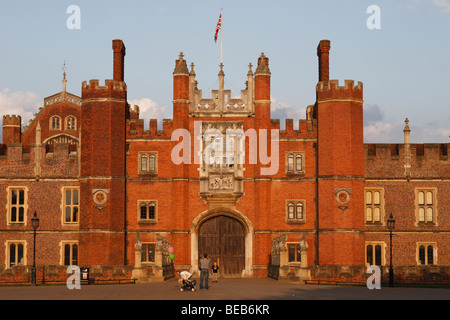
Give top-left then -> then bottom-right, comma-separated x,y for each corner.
190,208 -> 253,277
198,215 -> 245,277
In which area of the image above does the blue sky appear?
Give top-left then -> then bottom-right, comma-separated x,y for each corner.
0,0 -> 449,143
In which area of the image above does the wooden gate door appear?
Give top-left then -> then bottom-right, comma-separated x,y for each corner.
198,215 -> 245,277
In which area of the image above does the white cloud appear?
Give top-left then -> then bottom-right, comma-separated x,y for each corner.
0,88 -> 42,127
270,96 -> 307,129
363,104 -> 450,143
429,0 -> 450,13
128,97 -> 168,130
406,0 -> 450,13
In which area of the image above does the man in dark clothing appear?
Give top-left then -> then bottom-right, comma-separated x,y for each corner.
199,253 -> 211,290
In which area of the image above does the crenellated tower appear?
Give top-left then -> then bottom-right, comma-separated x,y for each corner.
315,39 -> 365,266
79,39 -> 128,266
2,115 -> 22,145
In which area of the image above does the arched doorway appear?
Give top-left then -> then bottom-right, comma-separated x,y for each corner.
198,215 -> 245,277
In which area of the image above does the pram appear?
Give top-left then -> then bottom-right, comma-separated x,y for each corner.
178,270 -> 196,291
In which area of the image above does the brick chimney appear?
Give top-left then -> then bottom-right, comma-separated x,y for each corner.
317,39 -> 331,83
112,39 -> 126,82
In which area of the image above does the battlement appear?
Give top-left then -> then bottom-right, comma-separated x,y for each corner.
2,115 -> 22,126
82,79 -> 127,92
0,142 -> 79,179
271,118 -> 317,137
81,79 -> 127,100
129,105 -> 140,120
126,118 -> 174,138
316,79 -> 363,101
365,143 -> 449,179
365,143 -> 449,160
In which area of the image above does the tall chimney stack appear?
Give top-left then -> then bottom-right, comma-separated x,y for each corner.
317,39 -> 331,83
112,39 -> 126,82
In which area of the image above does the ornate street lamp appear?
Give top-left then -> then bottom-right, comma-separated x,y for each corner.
31,211 -> 39,286
387,213 -> 395,287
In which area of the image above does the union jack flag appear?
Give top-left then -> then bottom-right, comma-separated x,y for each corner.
214,11 -> 222,43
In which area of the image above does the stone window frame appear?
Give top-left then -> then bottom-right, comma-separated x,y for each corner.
285,151 -> 305,175
137,200 -> 158,223
286,242 -> 302,264
416,242 -> 437,266
6,186 -> 29,225
50,115 -> 62,130
60,241 -> 79,266
65,116 -> 77,130
5,240 -> 27,269
138,151 -> 158,175
285,200 -> 306,223
141,243 -> 157,264
415,188 -> 438,226
364,188 -> 385,225
365,241 -> 386,267
61,187 -> 80,226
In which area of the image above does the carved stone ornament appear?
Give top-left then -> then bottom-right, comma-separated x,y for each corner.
92,189 -> 109,205
135,231 -> 143,251
271,234 -> 287,254
335,188 -> 351,205
299,234 -> 308,251
209,174 -> 234,190
156,234 -> 171,253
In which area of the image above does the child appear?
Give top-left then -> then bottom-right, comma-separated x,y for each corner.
211,261 -> 219,283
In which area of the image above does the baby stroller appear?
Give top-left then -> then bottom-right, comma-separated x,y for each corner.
178,270 -> 196,292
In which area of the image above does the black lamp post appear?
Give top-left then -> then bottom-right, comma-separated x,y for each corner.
31,211 -> 39,286
387,213 -> 395,287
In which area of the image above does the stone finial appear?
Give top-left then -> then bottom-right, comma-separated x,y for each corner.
404,118 -> 410,132
173,52 -> 189,75
248,62 -> 253,76
190,62 -> 196,76
62,61 -> 67,92
255,52 -> 271,76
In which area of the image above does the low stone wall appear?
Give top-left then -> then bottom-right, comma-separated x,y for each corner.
309,265 -> 450,285
0,265 -> 135,285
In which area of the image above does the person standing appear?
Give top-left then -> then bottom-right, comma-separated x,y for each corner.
211,261 -> 219,283
199,253 -> 211,290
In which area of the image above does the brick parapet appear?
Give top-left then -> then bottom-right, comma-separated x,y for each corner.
0,143 -> 79,178
316,79 -> 363,101
365,143 -> 449,179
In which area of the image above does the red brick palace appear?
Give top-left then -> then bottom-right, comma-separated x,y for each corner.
0,39 -> 448,284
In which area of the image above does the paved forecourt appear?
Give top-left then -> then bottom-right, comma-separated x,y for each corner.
0,278 -> 448,300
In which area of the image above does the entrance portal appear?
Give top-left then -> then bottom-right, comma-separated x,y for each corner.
198,215 -> 245,277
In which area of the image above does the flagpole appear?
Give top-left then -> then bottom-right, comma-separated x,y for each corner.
220,9 -> 223,65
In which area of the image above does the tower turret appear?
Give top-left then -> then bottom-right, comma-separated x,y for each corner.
254,52 -> 271,128
2,115 -> 22,145
173,52 -> 189,129
79,39 -> 128,266
315,40 -> 365,266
